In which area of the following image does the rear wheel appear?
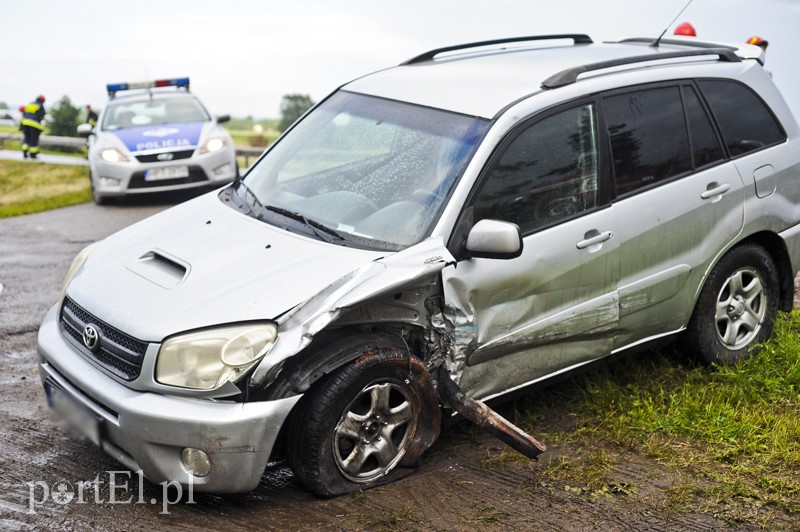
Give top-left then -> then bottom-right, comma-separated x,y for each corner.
683,243 -> 779,364
287,347 -> 440,497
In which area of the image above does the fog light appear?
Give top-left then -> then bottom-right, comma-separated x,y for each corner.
181,448 -> 211,477
213,162 -> 233,176
98,176 -> 121,188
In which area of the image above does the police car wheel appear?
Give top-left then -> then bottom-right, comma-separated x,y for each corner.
90,179 -> 113,206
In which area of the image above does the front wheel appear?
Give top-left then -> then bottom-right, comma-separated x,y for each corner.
683,243 -> 779,364
90,172 -> 114,206
287,347 -> 440,497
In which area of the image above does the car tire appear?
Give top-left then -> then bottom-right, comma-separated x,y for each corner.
683,243 -> 779,365
287,347 -> 440,497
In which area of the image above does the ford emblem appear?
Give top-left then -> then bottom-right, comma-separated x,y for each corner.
157,153 -> 174,161
82,324 -> 100,351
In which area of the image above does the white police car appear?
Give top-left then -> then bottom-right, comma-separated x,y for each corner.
81,78 -> 237,204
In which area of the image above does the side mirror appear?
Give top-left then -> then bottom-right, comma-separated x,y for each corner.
465,219 -> 523,259
216,114 -> 231,124
76,123 -> 93,138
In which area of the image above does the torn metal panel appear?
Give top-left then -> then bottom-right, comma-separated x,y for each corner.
249,237 -> 455,387
429,299 -> 476,385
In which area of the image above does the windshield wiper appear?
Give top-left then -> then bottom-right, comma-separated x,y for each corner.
262,205 -> 347,243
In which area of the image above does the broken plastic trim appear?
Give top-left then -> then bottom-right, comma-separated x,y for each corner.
436,367 -> 546,459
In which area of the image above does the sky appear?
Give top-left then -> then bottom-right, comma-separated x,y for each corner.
2,0 -> 799,120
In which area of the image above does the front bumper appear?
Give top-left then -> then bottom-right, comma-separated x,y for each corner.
37,304 -> 300,493
90,146 -> 237,198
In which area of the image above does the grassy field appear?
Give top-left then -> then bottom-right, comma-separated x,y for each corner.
507,311 -> 800,525
0,159 -> 91,218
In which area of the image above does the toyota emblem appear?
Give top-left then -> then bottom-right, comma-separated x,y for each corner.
82,324 -> 100,351
157,152 -> 174,161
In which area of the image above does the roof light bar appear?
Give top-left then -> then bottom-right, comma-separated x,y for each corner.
106,77 -> 190,97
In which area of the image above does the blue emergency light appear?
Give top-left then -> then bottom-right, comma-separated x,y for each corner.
106,77 -> 190,97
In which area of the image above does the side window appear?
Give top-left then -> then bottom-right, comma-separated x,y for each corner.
698,80 -> 785,157
472,104 -> 598,234
604,87 -> 691,195
683,86 -> 725,168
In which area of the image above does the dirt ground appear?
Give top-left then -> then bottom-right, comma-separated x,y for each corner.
1,202 -> 799,530
2,326 -> 798,531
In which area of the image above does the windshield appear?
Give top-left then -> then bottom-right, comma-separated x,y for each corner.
102,96 -> 210,130
238,91 -> 490,249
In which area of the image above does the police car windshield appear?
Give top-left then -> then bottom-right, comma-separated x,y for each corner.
102,97 -> 210,130
241,91 -> 490,250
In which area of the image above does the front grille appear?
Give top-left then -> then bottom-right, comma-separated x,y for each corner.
135,149 -> 195,163
60,297 -> 148,381
127,165 -> 208,189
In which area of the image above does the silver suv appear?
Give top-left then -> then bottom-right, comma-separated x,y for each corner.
39,35 -> 800,496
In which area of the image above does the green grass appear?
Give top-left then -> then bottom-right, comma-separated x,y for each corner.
511,311 -> 800,523
0,160 -> 91,218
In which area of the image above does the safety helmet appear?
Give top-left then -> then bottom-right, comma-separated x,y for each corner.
673,22 -> 697,37
19,105 -> 25,113
746,36 -> 769,48
36,95 -> 45,102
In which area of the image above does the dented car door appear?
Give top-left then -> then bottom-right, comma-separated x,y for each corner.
440,102 -> 621,400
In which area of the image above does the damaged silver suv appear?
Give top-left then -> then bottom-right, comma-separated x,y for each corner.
38,34 -> 800,496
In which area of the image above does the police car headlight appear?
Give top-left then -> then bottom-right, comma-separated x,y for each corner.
156,323 -> 277,390
200,137 -> 227,154
100,148 -> 129,163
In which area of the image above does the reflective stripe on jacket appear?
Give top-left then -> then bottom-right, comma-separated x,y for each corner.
22,102 -> 45,130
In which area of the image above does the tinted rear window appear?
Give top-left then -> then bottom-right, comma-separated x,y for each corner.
604,87 -> 691,195
698,80 -> 785,157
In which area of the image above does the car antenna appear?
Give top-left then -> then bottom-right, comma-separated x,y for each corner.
651,0 -> 694,47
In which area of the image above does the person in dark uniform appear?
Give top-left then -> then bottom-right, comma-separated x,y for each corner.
85,105 -> 98,127
21,95 -> 46,159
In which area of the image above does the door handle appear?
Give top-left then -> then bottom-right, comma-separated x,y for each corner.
700,183 -> 731,200
576,230 -> 613,250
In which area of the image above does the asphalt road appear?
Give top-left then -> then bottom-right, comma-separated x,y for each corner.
0,201 -> 169,341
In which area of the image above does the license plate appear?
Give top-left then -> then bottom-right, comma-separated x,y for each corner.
46,381 -> 102,446
144,165 -> 189,181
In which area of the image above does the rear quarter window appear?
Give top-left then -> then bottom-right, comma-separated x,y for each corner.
698,80 -> 785,157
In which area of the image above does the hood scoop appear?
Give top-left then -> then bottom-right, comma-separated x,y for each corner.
126,250 -> 190,289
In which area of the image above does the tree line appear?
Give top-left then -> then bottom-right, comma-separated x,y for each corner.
0,93 -> 315,137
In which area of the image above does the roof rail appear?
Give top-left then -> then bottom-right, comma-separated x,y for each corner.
401,34 -> 593,66
541,48 -> 740,89
619,37 -> 737,51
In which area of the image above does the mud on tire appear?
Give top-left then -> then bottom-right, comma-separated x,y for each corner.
287,347 -> 441,497
683,243 -> 779,365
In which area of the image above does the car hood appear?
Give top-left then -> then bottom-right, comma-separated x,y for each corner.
109,121 -> 207,153
66,191 -> 384,342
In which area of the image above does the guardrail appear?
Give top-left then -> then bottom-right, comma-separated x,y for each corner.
0,132 -> 266,165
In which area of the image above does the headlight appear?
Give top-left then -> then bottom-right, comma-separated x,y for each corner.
99,148 -> 128,162
200,137 -> 227,154
61,242 -> 99,300
156,323 -> 277,390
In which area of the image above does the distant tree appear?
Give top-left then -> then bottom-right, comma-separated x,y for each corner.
47,96 -> 81,137
278,94 -> 315,132
0,102 -> 8,109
